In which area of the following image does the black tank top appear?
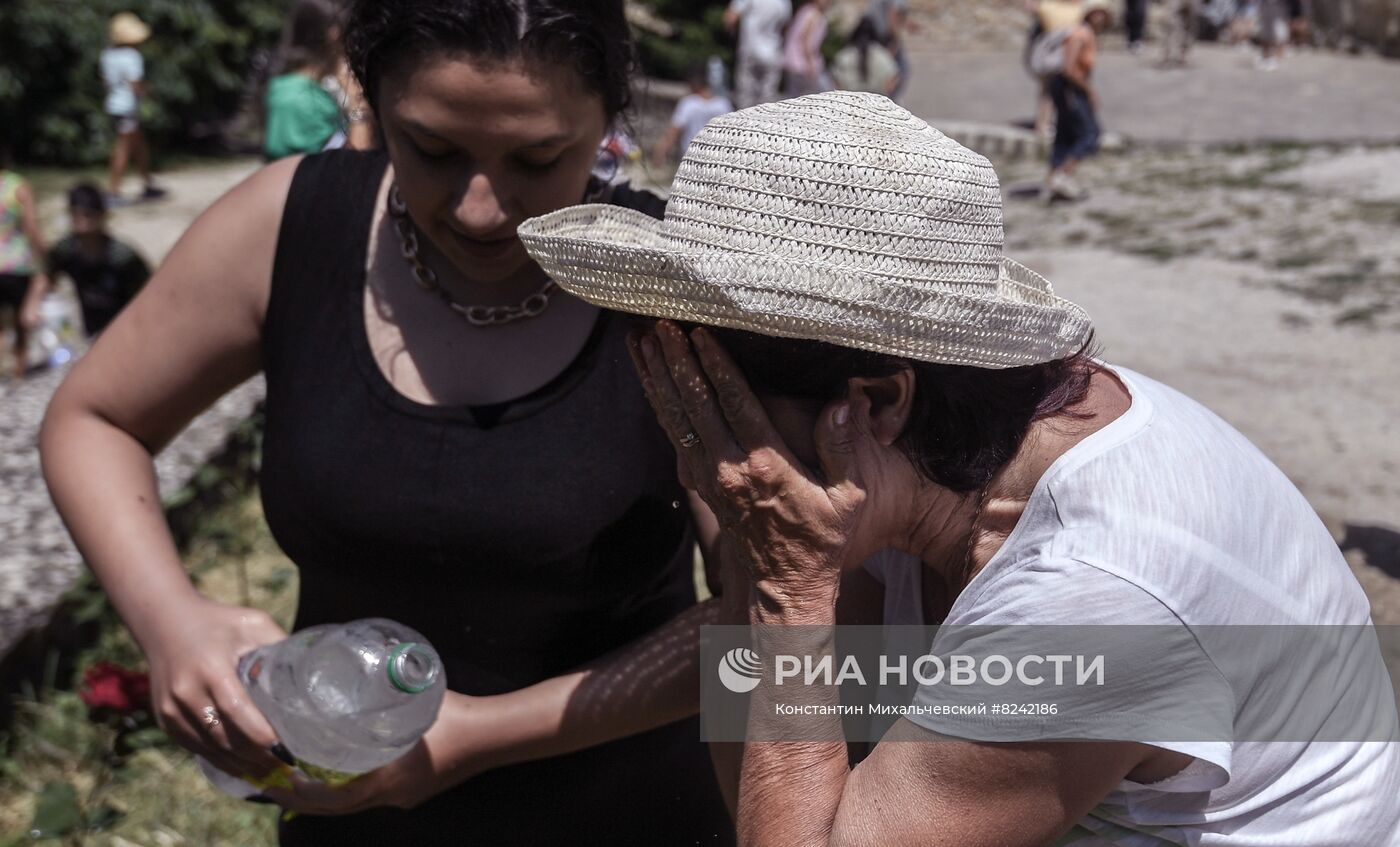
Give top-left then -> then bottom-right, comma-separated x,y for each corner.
260,151 -> 731,845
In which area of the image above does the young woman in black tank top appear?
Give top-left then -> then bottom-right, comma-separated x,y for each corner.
41,1 -> 732,843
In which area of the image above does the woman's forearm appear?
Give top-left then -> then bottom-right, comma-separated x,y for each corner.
418,598 -> 725,798
40,398 -> 205,651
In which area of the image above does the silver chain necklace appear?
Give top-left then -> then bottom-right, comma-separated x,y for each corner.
387,184 -> 558,327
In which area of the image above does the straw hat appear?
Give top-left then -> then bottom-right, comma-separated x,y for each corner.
518,92 -> 1092,369
109,12 -> 151,47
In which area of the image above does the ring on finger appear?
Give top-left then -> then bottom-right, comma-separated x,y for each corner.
201,705 -> 221,727
679,431 -> 701,449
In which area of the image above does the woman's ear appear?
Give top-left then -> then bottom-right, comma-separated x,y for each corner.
845,368 -> 914,447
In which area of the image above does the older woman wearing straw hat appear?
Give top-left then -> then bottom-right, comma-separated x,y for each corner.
519,92 -> 1400,845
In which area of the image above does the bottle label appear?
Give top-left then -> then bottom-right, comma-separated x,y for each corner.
295,758 -> 361,787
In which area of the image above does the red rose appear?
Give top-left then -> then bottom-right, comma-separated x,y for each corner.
79,661 -> 151,715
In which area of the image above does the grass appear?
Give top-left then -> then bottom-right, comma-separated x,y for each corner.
0,494 -> 295,846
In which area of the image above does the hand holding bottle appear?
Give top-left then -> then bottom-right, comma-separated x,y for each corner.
145,598 -> 289,783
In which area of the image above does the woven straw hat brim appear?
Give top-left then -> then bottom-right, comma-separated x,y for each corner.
519,204 -> 1093,369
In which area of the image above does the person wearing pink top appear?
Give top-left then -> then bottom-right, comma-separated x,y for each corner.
784,0 -> 831,97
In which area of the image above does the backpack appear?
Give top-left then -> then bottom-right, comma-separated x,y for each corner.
1028,28 -> 1073,77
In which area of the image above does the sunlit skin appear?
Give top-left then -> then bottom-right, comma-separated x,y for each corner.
377,55 -> 608,302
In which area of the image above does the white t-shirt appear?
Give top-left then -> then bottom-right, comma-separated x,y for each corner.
670,93 -> 734,157
729,0 -> 792,65
100,46 -> 144,117
865,366 -> 1400,846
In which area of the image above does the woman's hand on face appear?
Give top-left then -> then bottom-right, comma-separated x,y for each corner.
628,321 -> 880,614
145,599 -> 289,784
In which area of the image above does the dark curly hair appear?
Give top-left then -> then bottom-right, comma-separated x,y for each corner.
705,327 -> 1099,494
344,0 -> 635,121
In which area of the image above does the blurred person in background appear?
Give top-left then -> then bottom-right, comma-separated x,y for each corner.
829,18 -> 900,95
1125,0 -> 1149,51
1045,0 -> 1111,202
264,0 -> 347,160
0,151 -> 49,381
40,0 -> 734,842
725,0 -> 792,107
101,12 -> 165,206
1161,0 -> 1200,66
1233,1 -> 1261,44
861,0 -> 919,101
1024,1 -> 1084,141
45,184 -> 150,338
1257,0 -> 1288,68
1288,0 -> 1312,46
651,64 -> 734,166
1199,0 -> 1241,40
783,0 -> 832,97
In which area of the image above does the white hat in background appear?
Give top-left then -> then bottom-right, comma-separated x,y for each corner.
109,12 -> 151,47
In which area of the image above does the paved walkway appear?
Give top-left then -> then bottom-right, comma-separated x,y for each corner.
903,42 -> 1400,145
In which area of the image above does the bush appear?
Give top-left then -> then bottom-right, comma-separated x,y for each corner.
0,0 -> 289,165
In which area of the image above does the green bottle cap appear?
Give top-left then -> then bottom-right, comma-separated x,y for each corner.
386,642 -> 437,694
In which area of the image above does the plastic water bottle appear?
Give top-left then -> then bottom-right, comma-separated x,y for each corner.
198,618 -> 446,796
32,293 -> 80,370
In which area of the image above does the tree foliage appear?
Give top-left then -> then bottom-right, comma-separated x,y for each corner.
632,0 -> 735,82
0,0 -> 289,164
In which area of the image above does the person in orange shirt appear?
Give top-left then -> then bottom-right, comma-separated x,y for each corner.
1045,0 -> 1110,202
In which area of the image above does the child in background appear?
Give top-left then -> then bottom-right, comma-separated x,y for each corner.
46,184 -> 150,337
650,65 -> 734,166
0,157 -> 49,380
101,13 -> 165,206
263,0 -> 345,160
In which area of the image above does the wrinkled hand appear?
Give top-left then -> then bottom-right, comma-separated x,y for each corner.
145,599 -> 288,783
628,321 -> 878,613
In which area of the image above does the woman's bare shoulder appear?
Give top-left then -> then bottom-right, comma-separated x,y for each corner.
47,155 -> 309,449
173,154 -> 305,320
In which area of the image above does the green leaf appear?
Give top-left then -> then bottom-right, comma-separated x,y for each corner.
116,726 -> 168,752
28,780 -> 82,839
